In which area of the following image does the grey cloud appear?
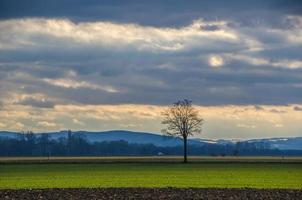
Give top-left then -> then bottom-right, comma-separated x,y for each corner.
294,106 -> 302,111
269,109 -> 287,113
0,2 -> 302,106
254,105 -> 264,111
16,97 -> 55,108
11,66 -> 302,106
1,39 -> 302,106
0,0 -> 301,27
259,45 -> 302,60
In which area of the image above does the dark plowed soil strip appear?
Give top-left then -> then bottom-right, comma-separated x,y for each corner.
1,188 -> 302,200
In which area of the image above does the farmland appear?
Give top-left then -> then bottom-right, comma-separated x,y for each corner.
0,157 -> 302,189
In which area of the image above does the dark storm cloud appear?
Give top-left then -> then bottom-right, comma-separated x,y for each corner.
3,59 -> 302,106
0,1 -> 302,107
0,0 -> 301,26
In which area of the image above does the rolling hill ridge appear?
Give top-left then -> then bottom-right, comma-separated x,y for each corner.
0,130 -> 302,150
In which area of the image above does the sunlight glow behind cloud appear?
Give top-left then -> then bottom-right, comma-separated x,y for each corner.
208,55 -> 224,68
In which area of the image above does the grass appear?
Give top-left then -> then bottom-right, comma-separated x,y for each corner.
1,156 -> 302,163
0,162 -> 302,189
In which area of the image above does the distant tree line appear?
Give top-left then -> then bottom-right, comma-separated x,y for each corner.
0,131 -> 301,157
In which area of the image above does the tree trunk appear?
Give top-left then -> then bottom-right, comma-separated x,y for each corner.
183,136 -> 187,163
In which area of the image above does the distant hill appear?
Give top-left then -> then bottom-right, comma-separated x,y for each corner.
245,137 -> 302,151
0,131 -> 20,139
0,130 -> 204,147
0,130 -> 302,150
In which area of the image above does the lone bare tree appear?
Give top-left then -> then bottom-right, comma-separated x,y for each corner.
161,99 -> 203,163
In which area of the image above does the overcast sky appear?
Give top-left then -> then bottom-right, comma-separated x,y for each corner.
0,0 -> 302,139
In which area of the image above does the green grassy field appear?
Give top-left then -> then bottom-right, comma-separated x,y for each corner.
0,163 -> 301,189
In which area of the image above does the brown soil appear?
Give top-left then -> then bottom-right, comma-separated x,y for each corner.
1,188 -> 302,200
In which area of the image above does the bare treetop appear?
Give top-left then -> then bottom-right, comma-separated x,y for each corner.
162,99 -> 203,138
161,99 -> 204,163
